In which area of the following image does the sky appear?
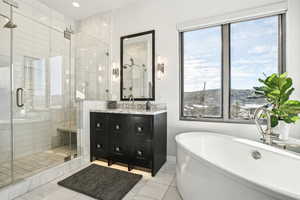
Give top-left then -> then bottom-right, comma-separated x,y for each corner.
184,16 -> 278,92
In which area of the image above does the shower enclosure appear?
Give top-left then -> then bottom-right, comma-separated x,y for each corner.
0,0 -> 80,188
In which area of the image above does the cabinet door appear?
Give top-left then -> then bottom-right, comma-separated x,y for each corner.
108,114 -> 130,162
94,134 -> 108,157
131,116 -> 153,141
94,114 -> 107,132
90,113 -> 108,159
131,142 -> 152,168
109,114 -> 128,140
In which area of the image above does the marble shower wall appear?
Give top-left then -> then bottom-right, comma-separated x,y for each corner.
76,11 -> 114,100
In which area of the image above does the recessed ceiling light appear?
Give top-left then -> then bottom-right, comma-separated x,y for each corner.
72,2 -> 80,8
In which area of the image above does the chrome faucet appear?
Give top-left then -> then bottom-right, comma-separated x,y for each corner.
253,105 -> 278,145
129,94 -> 135,108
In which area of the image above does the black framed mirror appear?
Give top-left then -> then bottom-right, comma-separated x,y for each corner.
120,30 -> 155,101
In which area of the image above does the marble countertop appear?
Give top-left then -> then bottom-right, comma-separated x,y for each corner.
90,108 -> 167,115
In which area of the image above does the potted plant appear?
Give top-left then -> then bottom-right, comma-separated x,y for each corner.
254,73 -> 300,140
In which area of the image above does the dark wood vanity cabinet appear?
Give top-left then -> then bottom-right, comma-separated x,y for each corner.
90,112 -> 167,176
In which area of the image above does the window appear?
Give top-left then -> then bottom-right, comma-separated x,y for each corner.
180,14 -> 285,122
181,26 -> 222,118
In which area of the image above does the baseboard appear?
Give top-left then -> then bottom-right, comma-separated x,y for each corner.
167,155 -> 176,162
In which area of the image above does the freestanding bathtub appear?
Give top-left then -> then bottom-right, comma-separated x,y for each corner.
175,132 -> 300,200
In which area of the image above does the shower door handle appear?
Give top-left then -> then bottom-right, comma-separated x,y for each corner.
16,88 -> 24,107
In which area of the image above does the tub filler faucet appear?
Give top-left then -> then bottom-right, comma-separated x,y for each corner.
253,105 -> 279,145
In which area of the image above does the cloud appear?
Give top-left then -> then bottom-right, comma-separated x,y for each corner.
248,45 -> 270,54
183,15 -> 279,91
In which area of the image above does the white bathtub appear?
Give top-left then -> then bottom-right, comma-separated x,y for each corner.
175,132 -> 300,200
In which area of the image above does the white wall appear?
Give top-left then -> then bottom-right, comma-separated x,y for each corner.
107,0 -> 300,156
286,0 -> 300,140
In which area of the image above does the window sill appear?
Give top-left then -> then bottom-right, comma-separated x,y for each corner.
179,116 -> 255,125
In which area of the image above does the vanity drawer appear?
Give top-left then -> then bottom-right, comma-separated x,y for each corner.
109,115 -> 127,132
94,135 -> 108,157
131,142 -> 152,168
94,114 -> 107,132
109,140 -> 130,161
131,116 -> 152,140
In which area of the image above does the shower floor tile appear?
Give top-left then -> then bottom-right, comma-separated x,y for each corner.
0,146 -> 75,188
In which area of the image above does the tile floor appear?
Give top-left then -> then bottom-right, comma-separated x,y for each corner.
0,146 -> 76,188
13,159 -> 182,200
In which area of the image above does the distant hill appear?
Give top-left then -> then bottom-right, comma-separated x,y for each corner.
184,89 -> 265,105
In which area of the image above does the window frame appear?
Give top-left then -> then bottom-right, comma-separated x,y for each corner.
179,13 -> 286,123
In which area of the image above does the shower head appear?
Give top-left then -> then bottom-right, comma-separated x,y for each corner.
4,20 -> 17,28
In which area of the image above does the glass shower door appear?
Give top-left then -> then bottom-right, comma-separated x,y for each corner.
0,3 -> 12,188
11,8 -> 76,181
0,0 -> 80,186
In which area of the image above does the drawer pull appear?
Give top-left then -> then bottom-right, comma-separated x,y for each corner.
96,144 -> 103,149
137,126 -> 143,132
115,146 -> 120,152
96,123 -> 102,128
137,150 -> 143,156
115,124 -> 120,130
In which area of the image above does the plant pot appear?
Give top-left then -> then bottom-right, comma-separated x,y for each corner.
272,120 -> 291,141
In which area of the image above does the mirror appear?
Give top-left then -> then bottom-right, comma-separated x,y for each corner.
121,30 -> 155,101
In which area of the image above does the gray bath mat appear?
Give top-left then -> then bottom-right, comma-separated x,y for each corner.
58,164 -> 142,200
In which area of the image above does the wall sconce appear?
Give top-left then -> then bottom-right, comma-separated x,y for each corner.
112,62 -> 120,81
157,56 -> 167,80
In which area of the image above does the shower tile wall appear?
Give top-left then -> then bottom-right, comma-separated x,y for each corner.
76,12 -> 113,100
77,11 -> 112,43
0,0 -> 75,162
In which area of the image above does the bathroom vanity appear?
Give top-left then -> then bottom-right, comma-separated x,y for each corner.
90,109 -> 167,176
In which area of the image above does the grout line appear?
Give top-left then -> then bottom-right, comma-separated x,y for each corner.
161,184 -> 172,200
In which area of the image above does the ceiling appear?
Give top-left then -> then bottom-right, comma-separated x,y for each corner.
38,0 -> 139,20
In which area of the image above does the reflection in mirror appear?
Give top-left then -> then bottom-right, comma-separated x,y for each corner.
121,30 -> 155,101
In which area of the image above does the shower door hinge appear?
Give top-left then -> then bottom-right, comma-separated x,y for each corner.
64,30 -> 71,40
64,26 -> 74,40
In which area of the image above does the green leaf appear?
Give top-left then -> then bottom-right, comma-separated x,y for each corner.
254,91 -> 265,95
266,74 -> 279,89
279,72 -> 288,78
271,115 -> 279,128
286,87 -> 295,97
253,86 -> 272,95
281,100 -> 300,114
290,115 -> 300,121
258,78 -> 266,84
283,117 -> 294,123
270,90 -> 280,96
279,88 -> 294,105
283,114 -> 300,124
284,100 -> 300,107
280,78 -> 292,93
